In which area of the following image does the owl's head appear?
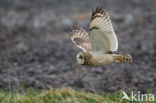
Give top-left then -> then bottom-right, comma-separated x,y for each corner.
76,52 -> 93,65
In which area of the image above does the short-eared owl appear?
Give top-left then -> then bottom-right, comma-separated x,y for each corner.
71,6 -> 132,65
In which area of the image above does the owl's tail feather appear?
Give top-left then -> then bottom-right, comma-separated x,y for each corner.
114,54 -> 132,63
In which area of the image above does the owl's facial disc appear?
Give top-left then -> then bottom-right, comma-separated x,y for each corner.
77,53 -> 84,64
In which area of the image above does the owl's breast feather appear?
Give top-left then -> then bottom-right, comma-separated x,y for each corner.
91,54 -> 114,65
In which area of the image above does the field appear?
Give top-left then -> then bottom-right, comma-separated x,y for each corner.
0,0 -> 155,103
1,88 -> 155,103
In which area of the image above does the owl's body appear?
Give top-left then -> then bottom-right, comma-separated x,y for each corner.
77,52 -> 114,65
71,6 -> 132,66
77,52 -> 132,66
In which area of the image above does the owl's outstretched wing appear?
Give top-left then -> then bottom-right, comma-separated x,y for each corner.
71,25 -> 91,52
89,6 -> 118,55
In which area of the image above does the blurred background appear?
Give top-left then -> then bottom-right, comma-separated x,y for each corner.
0,0 -> 155,94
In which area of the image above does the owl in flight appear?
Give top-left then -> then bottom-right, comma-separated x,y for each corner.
71,6 -> 132,66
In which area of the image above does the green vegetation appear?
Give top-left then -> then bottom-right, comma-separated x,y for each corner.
0,87 -> 155,103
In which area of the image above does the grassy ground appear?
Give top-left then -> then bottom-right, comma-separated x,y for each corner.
0,88 -> 155,103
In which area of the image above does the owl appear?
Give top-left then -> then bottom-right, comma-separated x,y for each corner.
71,6 -> 132,66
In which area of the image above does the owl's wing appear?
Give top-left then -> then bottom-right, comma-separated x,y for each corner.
71,25 -> 92,52
89,6 -> 118,55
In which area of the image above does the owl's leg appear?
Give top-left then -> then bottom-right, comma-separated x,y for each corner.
113,54 -> 132,63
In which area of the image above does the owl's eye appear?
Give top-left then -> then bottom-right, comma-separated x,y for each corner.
79,55 -> 83,59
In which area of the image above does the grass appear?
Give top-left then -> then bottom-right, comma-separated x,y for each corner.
0,87 -> 155,103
